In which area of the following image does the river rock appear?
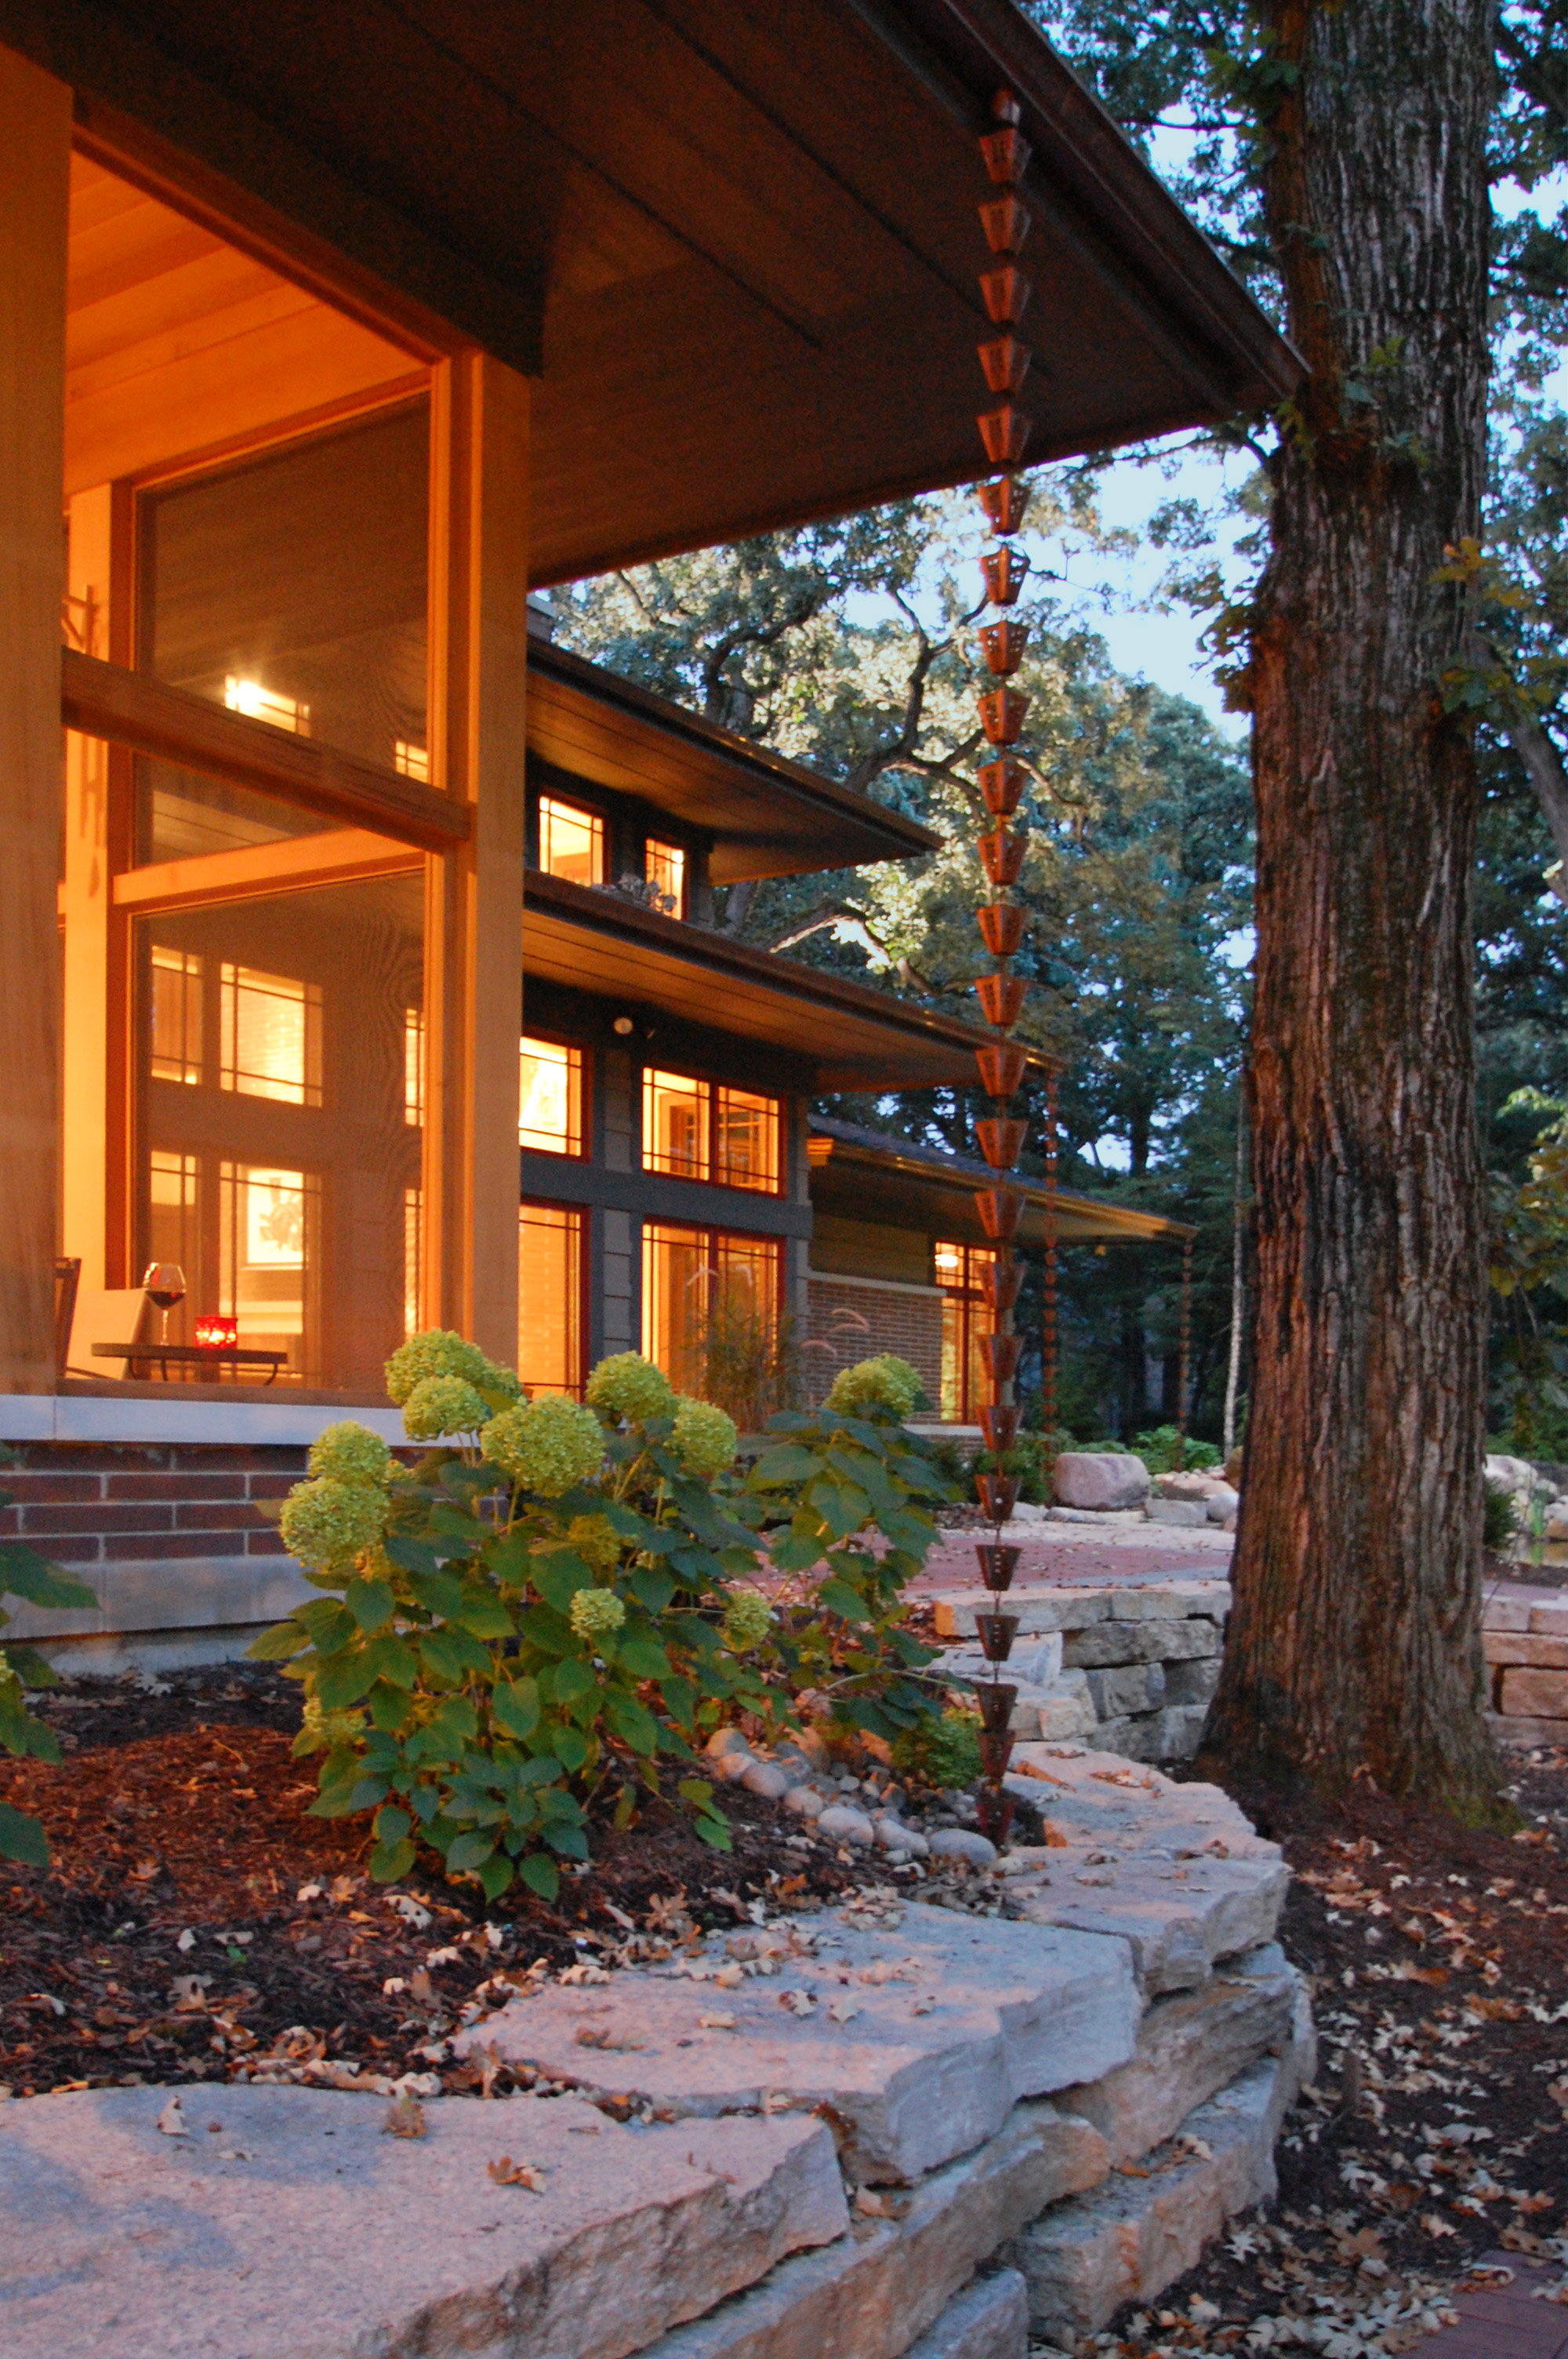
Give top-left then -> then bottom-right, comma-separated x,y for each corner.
1054,1454 -> 1151,1511
817,1805 -> 876,1846
785,1784 -> 825,1817
928,1829 -> 998,1868
742,1761 -> 793,1801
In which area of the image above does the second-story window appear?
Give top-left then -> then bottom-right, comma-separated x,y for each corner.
642,1069 -> 781,1192
520,1036 -> 585,1155
645,838 -> 686,916
539,795 -> 604,885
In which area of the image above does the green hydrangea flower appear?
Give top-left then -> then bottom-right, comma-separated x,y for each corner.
568,1586 -> 626,1643
485,1396 -> 605,1496
301,1695 -> 368,1750
307,1422 -> 393,1488
401,1374 -> 491,1440
384,1328 -> 494,1408
721,1587 -> 774,1651
565,1514 -> 622,1574
673,1395 -> 739,1478
825,1354 -> 922,1421
279,1477 -> 389,1574
586,1351 -> 674,1427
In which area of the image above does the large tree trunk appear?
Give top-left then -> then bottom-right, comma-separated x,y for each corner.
1203,0 -> 1500,1810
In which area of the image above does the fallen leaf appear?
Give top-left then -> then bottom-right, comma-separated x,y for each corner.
488,2156 -> 547,2190
383,2096 -> 426,2139
1421,2212 -> 1457,2239
827,1997 -> 862,2025
699,2010 -> 737,2030
156,2097 -> 189,2137
779,1990 -> 816,2016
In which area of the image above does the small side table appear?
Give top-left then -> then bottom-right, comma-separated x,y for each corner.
93,1343 -> 288,1386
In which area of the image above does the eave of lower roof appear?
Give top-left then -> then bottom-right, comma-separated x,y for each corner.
807,1114 -> 1195,1243
523,868 -> 1057,1092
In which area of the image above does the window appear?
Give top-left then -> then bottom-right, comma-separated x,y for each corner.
645,838 -> 686,917
643,1223 -> 780,1399
151,947 -> 203,1085
642,1070 -> 781,1193
225,678 -> 308,732
935,1240 -> 998,1423
538,796 -> 605,885
520,1037 -> 584,1156
220,1162 -> 319,1365
405,1009 -> 425,1128
520,1201 -> 585,1397
220,965 -> 322,1106
404,1185 -> 423,1339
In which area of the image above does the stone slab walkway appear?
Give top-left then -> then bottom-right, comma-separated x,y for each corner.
911,1525 -> 1232,1598
1412,2256 -> 1568,2357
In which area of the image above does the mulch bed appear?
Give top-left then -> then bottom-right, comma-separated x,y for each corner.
4,1670 -> 1567,2357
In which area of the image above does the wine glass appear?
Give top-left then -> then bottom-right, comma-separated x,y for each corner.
142,1262 -> 187,1347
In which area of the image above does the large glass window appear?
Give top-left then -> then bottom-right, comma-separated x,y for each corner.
134,403 -> 430,863
935,1239 -> 997,1423
538,796 -> 604,886
520,1201 -> 585,1398
132,871 -> 423,1389
643,1223 -> 780,1398
642,1070 -> 780,1193
519,1037 -> 585,1156
645,838 -> 686,917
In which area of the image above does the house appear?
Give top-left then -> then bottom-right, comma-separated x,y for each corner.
0,3 -> 1294,1661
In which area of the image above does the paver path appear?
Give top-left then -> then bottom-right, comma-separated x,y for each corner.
911,1525 -> 1232,1597
1414,2256 -> 1568,2357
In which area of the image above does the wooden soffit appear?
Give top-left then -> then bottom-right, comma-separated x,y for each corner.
1,0 -> 1301,581
523,868 -> 1040,1090
528,641 -> 938,881
808,1120 -> 1196,1246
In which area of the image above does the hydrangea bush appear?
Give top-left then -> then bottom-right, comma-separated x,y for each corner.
253,1337 -> 951,1900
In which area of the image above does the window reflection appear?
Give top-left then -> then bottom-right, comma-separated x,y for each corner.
520,1201 -> 584,1396
519,1038 -> 583,1155
538,797 -> 604,885
935,1239 -> 997,1423
220,965 -> 322,1107
642,1223 -> 779,1398
644,1070 -> 710,1180
645,838 -> 686,916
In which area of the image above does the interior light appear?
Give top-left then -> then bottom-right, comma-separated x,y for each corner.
612,1016 -> 635,1036
224,676 -> 307,734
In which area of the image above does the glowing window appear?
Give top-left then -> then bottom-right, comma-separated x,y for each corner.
645,838 -> 686,916
405,1008 -> 425,1128
147,1151 -> 200,1295
520,1201 -> 585,1397
644,1070 -> 710,1180
539,796 -> 604,885
716,1087 -> 779,1193
404,1184 -> 423,1338
935,1240 -> 997,1423
151,946 -> 203,1085
642,1223 -> 780,1402
224,677 -> 309,733
219,1161 -> 319,1374
220,965 -> 322,1106
520,1037 -> 584,1155
394,740 -> 429,782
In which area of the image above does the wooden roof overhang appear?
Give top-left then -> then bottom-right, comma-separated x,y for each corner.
8,0 -> 1302,580
528,640 -> 939,881
808,1118 -> 1195,1245
523,868 -> 1051,1089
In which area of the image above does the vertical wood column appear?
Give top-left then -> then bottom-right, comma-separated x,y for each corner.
424,354 -> 529,1364
0,49 -> 71,1389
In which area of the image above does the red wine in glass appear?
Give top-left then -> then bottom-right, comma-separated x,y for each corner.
142,1262 -> 187,1346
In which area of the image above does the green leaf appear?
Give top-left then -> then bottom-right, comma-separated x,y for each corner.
419,1627 -> 492,1685
247,1617 -> 312,1663
451,1596 -> 516,1641
616,1636 -> 672,1680
659,1674 -> 698,1726
477,1852 -> 514,1900
345,1576 -> 396,1631
368,1837 -> 417,1882
362,1632 -> 419,1688
695,1813 -> 733,1852
532,1550 -> 596,1616
447,1830 -> 496,1873
551,1723 -> 590,1775
0,1545 -> 97,1612
677,1777 -> 715,1805
750,1444 -> 821,1484
313,1648 -> 377,1710
1,1645 -> 58,1691
0,1801 -> 49,1866
817,1578 -> 871,1622
629,1566 -> 675,1615
552,1655 -> 598,1707
367,1677 -> 416,1731
518,1851 -> 560,1901
603,1691 -> 659,1755
375,1805 -> 412,1845
299,1598 -> 356,1651
492,1675 -> 541,1740
405,1565 -> 465,1617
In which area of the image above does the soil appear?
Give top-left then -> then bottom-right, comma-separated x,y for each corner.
3,1671 -> 1566,2357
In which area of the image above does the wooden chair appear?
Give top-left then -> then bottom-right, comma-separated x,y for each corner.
53,1259 -> 81,1385
64,1285 -> 152,1379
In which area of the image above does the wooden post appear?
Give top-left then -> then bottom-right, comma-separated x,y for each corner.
0,48 -> 71,1390
424,354 -> 529,1365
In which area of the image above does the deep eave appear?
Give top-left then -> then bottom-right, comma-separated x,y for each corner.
523,868 -> 1054,1091
2,0 -> 1303,580
528,638 -> 939,881
808,1115 -> 1195,1245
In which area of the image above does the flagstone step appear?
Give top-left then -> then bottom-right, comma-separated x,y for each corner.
906,2269 -> 1028,2359
456,1901 -> 1140,2184
1003,2052 -> 1294,2343
640,2099 -> 1107,2359
0,2085 -> 848,2359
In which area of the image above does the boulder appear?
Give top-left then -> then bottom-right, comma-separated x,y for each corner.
928,1829 -> 999,1868
742,1762 -> 793,1801
1143,1499 -> 1210,1528
1053,1454 -> 1151,1512
785,1785 -> 825,1818
817,1805 -> 877,1846
905,2269 -> 1029,2359
1153,1470 -> 1227,1502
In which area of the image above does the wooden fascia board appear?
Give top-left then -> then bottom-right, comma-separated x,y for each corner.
526,649 -> 940,875
62,649 -> 470,850
0,0 -> 544,371
813,1136 -> 1193,1241
523,871 -> 1008,1085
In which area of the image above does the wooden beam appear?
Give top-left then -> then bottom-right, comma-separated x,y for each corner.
424,354 -> 530,1366
60,487 -> 117,1296
60,647 -> 471,851
0,45 -> 70,1389
112,827 -> 422,917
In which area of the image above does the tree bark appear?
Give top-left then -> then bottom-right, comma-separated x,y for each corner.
1203,0 -> 1500,1810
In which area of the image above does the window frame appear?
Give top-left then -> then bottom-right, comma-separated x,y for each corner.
935,1238 -> 998,1425
535,791 -> 608,887
519,1031 -> 589,1160
640,1219 -> 783,1394
640,1063 -> 783,1195
519,1194 -> 589,1399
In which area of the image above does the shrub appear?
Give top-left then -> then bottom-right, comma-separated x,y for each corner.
891,1707 -> 982,1791
1130,1426 -> 1221,1476
825,1354 -> 921,1421
253,1344 -> 952,1900
1483,1481 -> 1519,1554
0,1477 -> 96,1866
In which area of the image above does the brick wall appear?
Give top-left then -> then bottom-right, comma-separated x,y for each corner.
806,1274 -> 943,1410
0,1441 -> 305,1566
